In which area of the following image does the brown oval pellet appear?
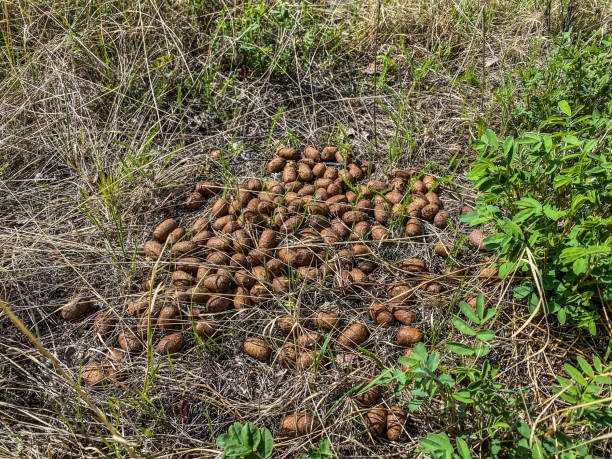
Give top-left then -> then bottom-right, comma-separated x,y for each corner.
386,406 -> 407,441
153,218 -> 178,242
338,323 -> 368,348
243,337 -> 271,361
279,413 -> 321,437
156,333 -> 185,354
366,406 -> 387,436
143,240 -> 163,259
61,295 -> 93,320
118,328 -> 143,353
267,156 -> 286,173
93,309 -> 116,337
185,191 -> 204,210
397,327 -> 424,346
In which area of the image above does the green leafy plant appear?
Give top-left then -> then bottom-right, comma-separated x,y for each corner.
417,432 -> 474,459
446,294 -> 497,357
369,296 -> 512,437
472,32 -> 612,333
211,0 -> 341,78
512,33 -> 612,133
298,437 -> 335,459
513,355 -> 612,459
553,356 -> 612,427
463,103 -> 611,333
216,422 -> 273,459
382,294 -> 612,458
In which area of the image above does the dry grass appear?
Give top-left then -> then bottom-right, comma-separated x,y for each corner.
1,0 -> 610,457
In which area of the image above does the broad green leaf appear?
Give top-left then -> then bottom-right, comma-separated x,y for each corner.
563,135 -> 580,146
586,165 -> 607,175
455,438 -> 472,459
459,301 -> 480,323
471,140 -> 487,152
411,387 -> 429,398
570,195 -> 589,212
481,308 -> 496,324
412,368 -> 432,380
542,205 -> 566,220
559,100 -> 571,117
585,382 -> 602,394
518,133 -> 542,145
531,438 -> 546,459
408,397 -> 424,411
225,445 -> 251,457
320,437 -> 332,454
483,233 -> 507,246
313,438 -> 332,458
514,284 -> 532,299
503,136 -> 516,164
560,153 -> 581,162
428,352 -> 441,372
513,208 -> 535,223
553,175 -> 572,189
475,294 -> 485,320
474,342 -> 490,357
502,136 -> 514,155
528,293 -> 539,312
500,218 -> 523,239
499,260 -> 517,279
439,373 -> 455,387
229,423 -> 243,442
422,432 -> 454,451
477,330 -> 495,341
257,428 -> 274,458
483,129 -> 499,150
517,422 -> 531,438
593,356 -> 603,373
564,364 -> 587,386
572,257 -> 588,275
516,197 -> 542,210
468,216 -> 491,226
585,245 -> 612,257
585,408 -> 612,428
584,138 -> 598,153
398,357 -> 416,367
557,308 -> 567,324
459,211 -> 480,224
453,317 -> 476,336
419,438 -> 445,451
414,342 -> 428,359
393,369 -> 407,385
216,433 -> 233,448
446,342 -> 474,356
559,247 -> 585,263
454,389 -> 474,403
543,135 -> 553,152
555,375 -> 573,389
241,422 -> 260,450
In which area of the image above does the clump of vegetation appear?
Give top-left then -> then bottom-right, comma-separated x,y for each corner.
465,33 -> 612,333
513,32 -> 612,132
211,0 -> 342,78
369,294 -> 612,457
217,422 -> 273,459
